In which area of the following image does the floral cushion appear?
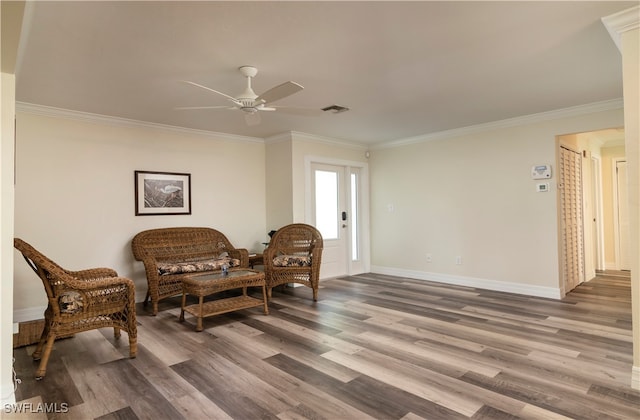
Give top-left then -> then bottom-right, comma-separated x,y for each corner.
272,254 -> 312,267
59,291 -> 84,314
157,257 -> 240,275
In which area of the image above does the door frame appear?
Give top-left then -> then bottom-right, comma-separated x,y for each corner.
304,155 -> 370,276
612,158 -> 629,271
591,154 -> 606,272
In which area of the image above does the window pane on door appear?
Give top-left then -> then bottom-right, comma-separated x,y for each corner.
315,170 -> 339,240
351,172 -> 359,261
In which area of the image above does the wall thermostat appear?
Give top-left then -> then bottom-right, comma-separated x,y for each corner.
536,183 -> 550,192
532,164 -> 552,179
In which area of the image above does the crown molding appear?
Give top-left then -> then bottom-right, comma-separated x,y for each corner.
374,98 -> 624,150
291,131 -> 368,150
15,102 -> 264,144
16,103 -> 369,149
16,98 -> 624,152
602,5 -> 640,52
265,130 -> 368,150
264,132 -> 293,144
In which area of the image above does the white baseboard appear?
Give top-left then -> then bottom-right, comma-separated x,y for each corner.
11,268 -> 566,321
15,294 -> 149,322
0,382 -> 16,405
13,306 -> 46,323
370,266 -> 562,299
604,262 -> 619,271
632,366 -> 640,390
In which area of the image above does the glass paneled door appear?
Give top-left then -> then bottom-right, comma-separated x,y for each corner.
311,163 -> 365,278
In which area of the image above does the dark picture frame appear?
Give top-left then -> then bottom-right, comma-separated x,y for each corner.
135,170 -> 191,215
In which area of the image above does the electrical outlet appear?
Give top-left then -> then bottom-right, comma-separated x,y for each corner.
426,253 -> 432,263
455,256 -> 462,265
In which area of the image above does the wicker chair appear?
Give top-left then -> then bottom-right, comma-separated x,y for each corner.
131,227 -> 249,315
263,224 -> 323,301
14,238 -> 137,380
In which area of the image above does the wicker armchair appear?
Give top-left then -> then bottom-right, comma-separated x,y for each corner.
263,224 -> 323,301
131,227 -> 249,315
14,238 -> 137,380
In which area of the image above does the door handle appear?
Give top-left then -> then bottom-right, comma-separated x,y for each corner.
342,211 -> 347,221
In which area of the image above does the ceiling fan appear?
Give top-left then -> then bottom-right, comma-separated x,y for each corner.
178,66 -> 305,126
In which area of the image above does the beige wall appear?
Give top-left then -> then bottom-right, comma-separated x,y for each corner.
265,134 -> 293,234
290,132 -> 368,223
1,0 -> 24,405
1,72 -> 17,404
370,108 -> 624,297
14,114 -> 370,318
13,111 -> 267,315
619,21 -> 639,386
266,132 -> 368,228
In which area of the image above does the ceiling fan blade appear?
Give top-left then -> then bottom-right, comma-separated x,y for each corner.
180,81 -> 242,106
174,105 -> 236,110
272,106 -> 324,116
256,105 -> 276,111
244,112 -> 261,126
255,81 -> 303,105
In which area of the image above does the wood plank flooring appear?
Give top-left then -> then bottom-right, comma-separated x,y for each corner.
9,272 -> 639,419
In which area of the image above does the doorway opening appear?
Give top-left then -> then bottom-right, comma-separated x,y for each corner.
556,128 -> 626,296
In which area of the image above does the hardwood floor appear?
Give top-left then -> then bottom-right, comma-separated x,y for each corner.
9,272 -> 639,419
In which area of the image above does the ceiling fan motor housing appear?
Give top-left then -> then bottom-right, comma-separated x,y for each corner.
237,66 -> 259,108
238,66 -> 258,78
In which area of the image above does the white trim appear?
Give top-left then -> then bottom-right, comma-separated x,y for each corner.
371,266 -> 563,300
15,102 -> 264,144
592,155 -> 606,272
14,295 -> 153,323
265,131 -> 369,151
290,131 -> 368,151
632,365 -> 640,390
602,5 -> 640,52
612,158 -> 626,271
16,99 -> 624,152
374,99 -> 624,150
15,103 -> 371,151
605,262 -> 619,271
13,306 -> 46,323
305,155 -> 371,276
14,0 -> 35,77
264,132 -> 292,144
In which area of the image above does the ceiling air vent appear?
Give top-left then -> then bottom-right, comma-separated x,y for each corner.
322,104 -> 350,114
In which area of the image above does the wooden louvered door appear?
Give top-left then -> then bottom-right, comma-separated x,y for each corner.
559,146 -> 585,293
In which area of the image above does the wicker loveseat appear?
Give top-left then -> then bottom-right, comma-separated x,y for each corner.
131,227 -> 249,315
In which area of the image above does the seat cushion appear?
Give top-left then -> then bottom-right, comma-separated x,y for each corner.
272,254 -> 312,267
157,257 -> 240,275
59,291 -> 84,314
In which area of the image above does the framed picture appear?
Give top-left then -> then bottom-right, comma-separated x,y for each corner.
135,170 -> 191,215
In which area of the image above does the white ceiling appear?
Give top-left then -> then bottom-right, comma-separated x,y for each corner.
15,1 -> 634,146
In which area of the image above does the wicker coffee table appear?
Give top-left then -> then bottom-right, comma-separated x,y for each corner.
180,269 -> 268,331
